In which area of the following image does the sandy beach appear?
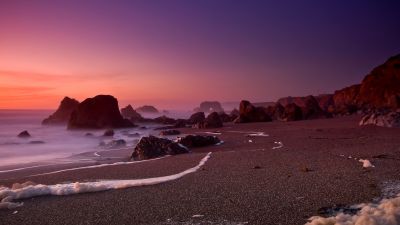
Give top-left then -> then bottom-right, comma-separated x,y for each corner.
1,116 -> 399,225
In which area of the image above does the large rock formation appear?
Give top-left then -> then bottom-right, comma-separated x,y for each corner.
282,103 -> 303,121
301,95 -> 330,119
195,101 -> 224,113
131,136 -> 189,160
42,97 -> 79,125
235,100 -> 272,123
315,94 -> 335,113
188,112 -> 206,125
359,111 -> 400,128
136,105 -> 159,114
68,95 -> 134,129
333,54 -> 400,113
266,103 -> 285,120
120,105 -> 144,122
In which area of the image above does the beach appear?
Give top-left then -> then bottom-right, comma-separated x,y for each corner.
1,116 -> 399,225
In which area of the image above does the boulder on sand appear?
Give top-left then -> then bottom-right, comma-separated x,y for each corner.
359,110 -> 400,128
42,97 -> 79,125
178,135 -> 221,148
131,136 -> 189,160
188,112 -> 206,125
234,100 -> 272,123
200,112 -> 223,128
68,95 -> 134,129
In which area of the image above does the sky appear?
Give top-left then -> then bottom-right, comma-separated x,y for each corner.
1,0 -> 400,110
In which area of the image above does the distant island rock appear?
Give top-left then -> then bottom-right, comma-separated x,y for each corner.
194,101 -> 224,113
68,95 -> 134,129
121,105 -> 144,122
42,97 -> 79,125
136,105 -> 159,114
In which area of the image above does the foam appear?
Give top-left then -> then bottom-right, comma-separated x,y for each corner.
305,194 -> 400,225
0,152 -> 211,209
29,155 -> 171,177
359,159 -> 375,168
272,141 -> 283,149
246,132 -> 269,137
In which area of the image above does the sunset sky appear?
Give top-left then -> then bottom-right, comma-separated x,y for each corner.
1,0 -> 400,110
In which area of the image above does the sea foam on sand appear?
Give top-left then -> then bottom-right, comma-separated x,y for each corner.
306,195 -> 400,225
0,152 -> 212,209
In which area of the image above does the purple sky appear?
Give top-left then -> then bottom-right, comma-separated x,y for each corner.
1,0 -> 400,109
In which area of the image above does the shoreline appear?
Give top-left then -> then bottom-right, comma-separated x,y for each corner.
1,116 -> 400,224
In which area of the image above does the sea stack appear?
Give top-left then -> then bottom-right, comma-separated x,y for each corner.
68,95 -> 134,129
42,97 -> 79,125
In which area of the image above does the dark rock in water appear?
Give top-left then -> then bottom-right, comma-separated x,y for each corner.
153,115 -> 176,125
195,101 -> 224,113
120,105 -> 144,122
234,100 -> 272,123
103,129 -> 114,136
188,112 -> 206,124
229,108 -> 240,121
201,112 -> 223,128
174,119 -> 188,128
136,105 -> 159,114
301,95 -> 331,119
17,131 -> 31,138
85,133 -> 93,137
359,110 -> 400,128
160,129 -> 181,136
218,112 -> 232,123
282,103 -> 303,121
100,139 -> 126,148
68,95 -> 134,129
131,136 -> 189,160
178,135 -> 220,148
42,97 -> 79,125
29,141 -> 45,144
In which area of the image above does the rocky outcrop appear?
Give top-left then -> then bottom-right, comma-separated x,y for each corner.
282,103 -> 303,121
266,103 -> 285,120
359,111 -> 400,128
302,95 -> 330,119
136,105 -> 159,114
315,94 -> 335,113
42,97 -> 79,125
103,129 -> 114,136
218,112 -> 233,123
68,95 -> 134,129
195,101 -> 224,113
188,112 -> 206,125
234,100 -> 272,123
178,135 -> 221,148
160,130 -> 181,136
230,109 -> 240,120
333,84 -> 361,115
200,112 -> 223,128
131,136 -> 189,160
17,130 -> 31,138
153,116 -> 176,125
121,105 -> 144,122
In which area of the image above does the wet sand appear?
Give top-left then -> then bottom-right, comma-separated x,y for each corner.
1,116 -> 400,225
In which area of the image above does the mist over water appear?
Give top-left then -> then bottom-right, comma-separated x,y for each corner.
0,110 -> 190,169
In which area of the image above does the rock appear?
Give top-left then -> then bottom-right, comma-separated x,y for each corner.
85,133 -> 93,136
68,95 -> 134,129
42,97 -> 79,125
136,105 -> 159,114
160,130 -> 181,136
359,111 -> 400,128
201,112 -> 223,128
131,136 -> 189,160
29,141 -> 45,144
266,103 -> 285,120
234,100 -> 272,123
333,84 -> 361,115
103,129 -> 114,136
153,115 -> 176,125
229,108 -> 240,121
188,112 -> 206,124
178,135 -> 221,148
282,103 -> 303,121
302,95 -> 330,119
315,94 -> 335,112
100,139 -> 126,148
218,112 -> 233,123
195,101 -> 224,113
174,119 -> 188,128
17,131 -> 31,138
120,105 -> 144,122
